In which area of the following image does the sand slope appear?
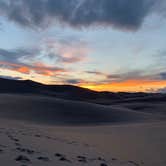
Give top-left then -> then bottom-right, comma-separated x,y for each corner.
0,94 -> 153,125
0,118 -> 146,166
0,94 -> 165,166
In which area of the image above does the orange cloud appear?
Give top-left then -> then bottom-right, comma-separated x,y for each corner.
32,62 -> 66,76
17,66 -> 30,74
0,61 -> 30,74
81,79 -> 166,92
0,61 -> 66,76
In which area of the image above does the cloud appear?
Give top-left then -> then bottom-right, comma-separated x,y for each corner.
0,0 -> 162,30
0,75 -> 23,80
31,62 -> 66,76
65,79 -> 83,84
106,71 -> 150,81
0,33 -> 89,76
86,71 -> 104,75
0,60 -> 66,76
0,48 -> 39,63
0,38 -> 88,75
0,48 -> 46,75
155,87 -> 166,93
160,72 -> 166,80
86,70 -> 121,79
86,70 -> 141,81
86,69 -> 165,83
45,38 -> 89,64
56,54 -> 86,64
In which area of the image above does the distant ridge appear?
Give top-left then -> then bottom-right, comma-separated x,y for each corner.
0,77 -> 100,100
0,77 -> 96,92
0,77 -> 165,104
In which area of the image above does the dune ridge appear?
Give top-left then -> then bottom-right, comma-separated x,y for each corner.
0,94 -> 155,125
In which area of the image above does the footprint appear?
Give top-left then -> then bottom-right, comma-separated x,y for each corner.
34,134 -> 41,138
15,142 -> 21,146
13,138 -> 19,142
59,156 -> 71,162
37,156 -> 50,162
54,153 -> 71,162
26,149 -> 35,154
16,147 -> 35,154
128,161 -> 140,166
0,149 -> 4,153
15,155 -> 31,163
77,156 -> 87,163
98,157 -> 105,161
55,153 -> 64,157
100,163 -> 108,166
0,144 -> 6,148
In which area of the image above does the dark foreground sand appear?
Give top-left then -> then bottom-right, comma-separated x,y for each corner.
0,94 -> 166,166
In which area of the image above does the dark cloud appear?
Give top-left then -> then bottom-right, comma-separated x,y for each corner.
155,87 -> 166,93
65,79 -> 82,84
0,22 -> 2,30
0,0 -> 161,30
106,71 -> 149,80
86,70 -> 144,80
56,54 -> 86,63
0,48 -> 39,63
160,72 -> 166,80
106,70 -> 166,82
0,75 -> 23,80
86,71 -> 104,75
86,69 -> 164,82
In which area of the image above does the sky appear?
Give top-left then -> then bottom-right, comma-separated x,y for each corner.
0,0 -> 166,92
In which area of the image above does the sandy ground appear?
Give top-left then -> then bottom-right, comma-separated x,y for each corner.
0,94 -> 166,166
0,119 -> 166,166
47,122 -> 166,166
0,118 -> 144,166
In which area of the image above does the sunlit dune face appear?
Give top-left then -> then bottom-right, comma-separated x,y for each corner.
81,79 -> 166,92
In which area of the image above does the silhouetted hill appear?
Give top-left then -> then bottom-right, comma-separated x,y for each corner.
0,77 -> 165,104
0,78 -> 42,93
0,78 -> 99,100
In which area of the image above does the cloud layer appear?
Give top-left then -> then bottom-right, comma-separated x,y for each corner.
0,48 -> 67,76
0,0 -> 163,30
85,69 -> 166,84
0,37 -> 89,76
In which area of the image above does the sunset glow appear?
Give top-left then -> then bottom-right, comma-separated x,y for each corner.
81,80 -> 166,92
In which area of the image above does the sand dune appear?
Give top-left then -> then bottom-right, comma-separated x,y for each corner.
0,94 -> 154,125
113,102 -> 166,116
0,93 -> 165,166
